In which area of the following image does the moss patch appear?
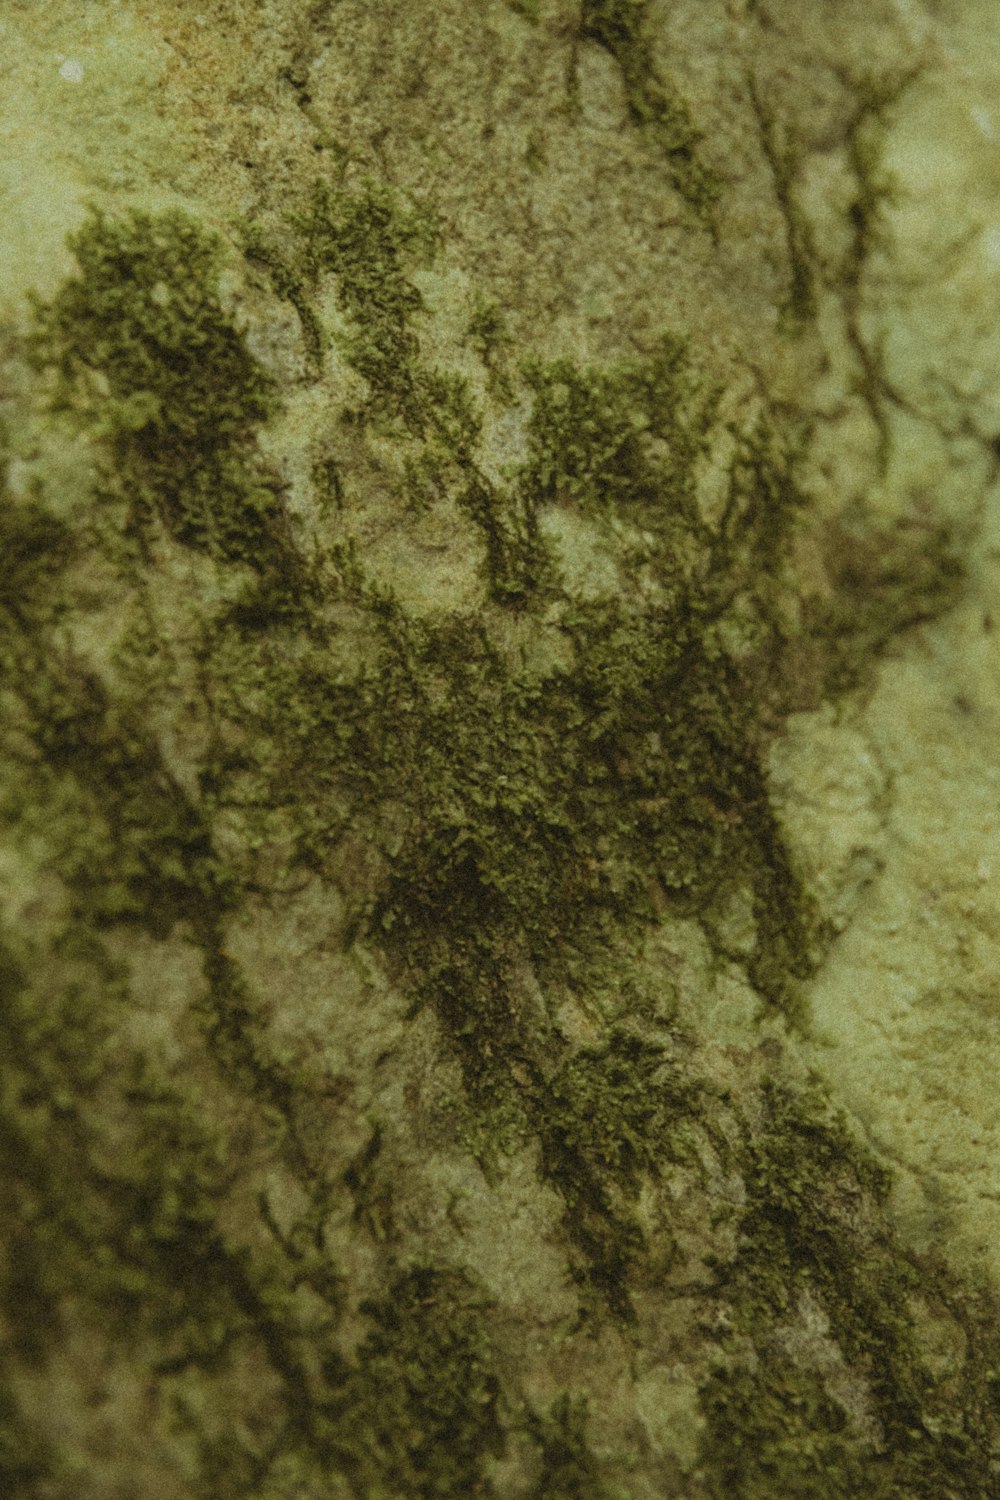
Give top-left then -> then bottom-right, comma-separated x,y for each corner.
319,1265 -> 503,1498
698,1078 -> 1000,1498
26,208 -> 291,571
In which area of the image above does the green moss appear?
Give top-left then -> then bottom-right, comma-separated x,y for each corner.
577,0 -> 722,219
242,220 -> 327,373
0,486 -> 76,635
27,206 -> 288,572
291,177 -> 438,426
318,1264 -> 503,1498
0,111 -> 994,1499
201,545 -> 811,1292
699,1360 -> 872,1499
520,333 -> 713,532
11,193 -> 821,1346
280,182 -> 554,602
1,923 -> 243,1363
2,644 -> 237,939
525,1393 -> 618,1499
0,917 -> 350,1495
180,298 -> 816,1302
537,1027 -> 700,1320
698,1078 -> 1000,1498
466,296 -> 515,400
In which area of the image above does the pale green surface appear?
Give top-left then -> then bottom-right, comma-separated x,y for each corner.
771,0 -> 1000,1284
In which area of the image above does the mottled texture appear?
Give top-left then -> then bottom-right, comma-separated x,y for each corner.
2,2 -> 1000,1497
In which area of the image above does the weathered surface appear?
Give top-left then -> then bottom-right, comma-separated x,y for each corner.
2,2 -> 999,1496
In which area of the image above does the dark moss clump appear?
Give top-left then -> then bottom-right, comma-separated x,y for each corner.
524,1393 -> 614,1499
0,487 -> 76,636
466,296 -> 515,400
698,1079 -> 1000,1498
291,176 -> 438,424
2,644 -> 237,939
519,333 -> 713,548
27,206 -> 293,575
537,1028 -> 699,1319
699,1361 -> 872,1499
320,1265 -> 503,1497
364,583 -> 811,1017
578,0 -> 722,217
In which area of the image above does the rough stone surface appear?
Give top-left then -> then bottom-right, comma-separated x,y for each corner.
2,2 -> 1000,1497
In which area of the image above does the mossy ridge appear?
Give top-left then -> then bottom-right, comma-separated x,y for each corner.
697,1077 -> 1000,1497
0,550 -> 329,1194
0,452 -> 239,941
0,917 -> 527,1499
466,295 -> 515,402
577,0 -> 722,220
0,487 -> 78,637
